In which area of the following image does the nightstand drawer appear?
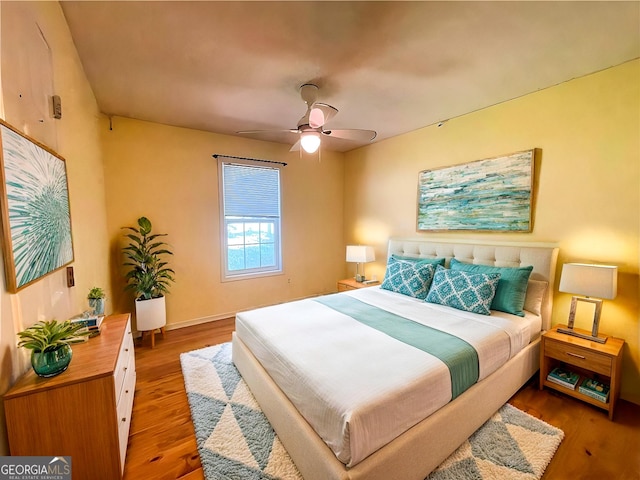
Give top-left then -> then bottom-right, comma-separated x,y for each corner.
545,338 -> 612,376
337,278 -> 380,291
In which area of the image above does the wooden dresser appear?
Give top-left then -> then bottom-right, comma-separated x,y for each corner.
4,314 -> 136,479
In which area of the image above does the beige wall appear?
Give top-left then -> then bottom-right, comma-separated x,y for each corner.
102,117 -> 345,330
344,60 -> 640,403
0,2 -> 110,454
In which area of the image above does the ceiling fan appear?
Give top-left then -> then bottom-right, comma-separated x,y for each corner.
238,83 -> 377,153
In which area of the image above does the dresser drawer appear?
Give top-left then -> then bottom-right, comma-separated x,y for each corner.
545,338 -> 612,376
117,361 -> 136,472
114,321 -> 134,396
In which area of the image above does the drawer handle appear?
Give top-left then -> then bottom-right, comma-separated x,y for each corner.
121,417 -> 127,422
125,348 -> 129,352
566,352 -> 586,360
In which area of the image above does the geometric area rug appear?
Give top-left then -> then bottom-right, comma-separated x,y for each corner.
180,342 -> 564,480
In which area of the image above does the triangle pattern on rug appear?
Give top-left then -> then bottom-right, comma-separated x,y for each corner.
199,448 -> 283,480
264,436 -> 302,480
181,342 -> 563,480
186,342 -> 283,474
231,402 -> 276,469
204,403 -> 259,469
505,423 -> 563,478
470,418 -> 534,474
230,371 -> 262,410
211,344 -> 243,399
185,392 -> 228,443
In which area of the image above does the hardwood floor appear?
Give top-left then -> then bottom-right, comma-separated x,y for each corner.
123,318 -> 235,480
124,318 -> 640,480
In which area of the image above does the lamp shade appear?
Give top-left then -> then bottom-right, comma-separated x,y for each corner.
346,245 -> 375,263
559,263 -> 617,299
300,131 -> 321,153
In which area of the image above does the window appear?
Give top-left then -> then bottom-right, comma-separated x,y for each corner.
219,161 -> 282,280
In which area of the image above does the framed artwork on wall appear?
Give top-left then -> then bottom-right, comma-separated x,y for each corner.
417,149 -> 535,232
0,120 -> 74,292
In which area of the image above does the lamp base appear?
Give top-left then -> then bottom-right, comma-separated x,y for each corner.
562,296 -> 607,343
355,274 -> 365,283
557,326 -> 608,344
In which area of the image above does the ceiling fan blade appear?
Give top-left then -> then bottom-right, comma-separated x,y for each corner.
289,139 -> 301,152
309,103 -> 338,128
322,129 -> 377,142
237,129 -> 299,135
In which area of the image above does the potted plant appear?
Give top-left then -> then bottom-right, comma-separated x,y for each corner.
17,320 -> 89,377
87,287 -> 106,315
122,217 -> 175,343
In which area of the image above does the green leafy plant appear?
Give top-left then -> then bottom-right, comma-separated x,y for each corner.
17,320 -> 89,353
122,216 -> 175,301
87,287 -> 105,299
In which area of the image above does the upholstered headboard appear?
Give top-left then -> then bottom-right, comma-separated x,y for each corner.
387,238 -> 559,330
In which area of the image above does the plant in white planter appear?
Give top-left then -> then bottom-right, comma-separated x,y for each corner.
122,217 -> 175,347
87,287 -> 106,315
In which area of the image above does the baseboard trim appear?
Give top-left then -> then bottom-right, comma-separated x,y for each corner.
164,312 -> 236,331
162,292 -> 332,332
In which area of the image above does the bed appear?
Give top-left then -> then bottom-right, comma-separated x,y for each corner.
232,238 -> 559,480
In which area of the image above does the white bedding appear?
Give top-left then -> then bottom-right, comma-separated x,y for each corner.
234,286 -> 539,467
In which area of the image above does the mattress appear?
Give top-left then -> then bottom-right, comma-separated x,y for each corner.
235,286 -> 540,467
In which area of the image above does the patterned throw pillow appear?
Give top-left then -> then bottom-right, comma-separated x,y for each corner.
426,265 -> 501,315
381,257 -> 437,299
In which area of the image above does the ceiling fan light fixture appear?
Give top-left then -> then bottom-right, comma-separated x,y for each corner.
300,131 -> 321,153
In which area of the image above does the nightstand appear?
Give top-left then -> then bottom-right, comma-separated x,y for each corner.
337,278 -> 380,292
540,325 -> 624,420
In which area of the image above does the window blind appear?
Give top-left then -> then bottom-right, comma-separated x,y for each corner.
222,163 -> 280,217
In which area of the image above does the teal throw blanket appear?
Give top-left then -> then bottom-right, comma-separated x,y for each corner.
315,294 -> 479,399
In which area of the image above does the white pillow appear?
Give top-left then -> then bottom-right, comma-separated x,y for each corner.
524,279 -> 548,316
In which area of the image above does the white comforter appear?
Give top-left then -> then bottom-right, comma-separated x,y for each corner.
234,287 -> 534,467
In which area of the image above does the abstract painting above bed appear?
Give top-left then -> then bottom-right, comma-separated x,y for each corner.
417,149 -> 535,232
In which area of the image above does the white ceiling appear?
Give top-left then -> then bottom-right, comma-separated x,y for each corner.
60,1 -> 640,152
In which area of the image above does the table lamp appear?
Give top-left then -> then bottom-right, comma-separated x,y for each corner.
346,245 -> 375,282
558,263 -> 617,343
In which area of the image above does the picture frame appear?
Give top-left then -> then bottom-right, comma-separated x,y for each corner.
417,149 -> 535,232
0,120 -> 74,292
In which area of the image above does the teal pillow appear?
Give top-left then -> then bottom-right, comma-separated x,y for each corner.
391,254 -> 446,266
449,258 -> 533,317
426,265 -> 500,315
381,257 -> 437,299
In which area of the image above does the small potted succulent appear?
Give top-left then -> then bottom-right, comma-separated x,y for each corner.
87,287 -> 106,315
17,320 -> 89,377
